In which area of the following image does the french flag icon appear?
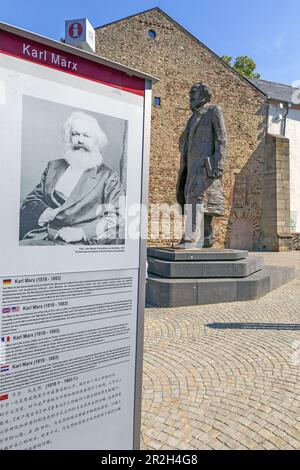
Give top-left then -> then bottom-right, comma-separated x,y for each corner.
1,336 -> 10,343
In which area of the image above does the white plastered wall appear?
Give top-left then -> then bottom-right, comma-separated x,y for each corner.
268,103 -> 285,135
285,108 -> 300,232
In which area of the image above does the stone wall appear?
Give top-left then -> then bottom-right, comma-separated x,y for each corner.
95,8 -> 290,250
268,103 -> 300,233
262,135 -> 292,251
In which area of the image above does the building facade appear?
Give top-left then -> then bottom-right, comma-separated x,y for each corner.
95,8 -> 292,250
251,79 -> 300,234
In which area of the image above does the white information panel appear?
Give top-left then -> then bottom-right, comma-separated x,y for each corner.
0,24 -> 152,450
0,54 -> 144,275
0,269 -> 138,450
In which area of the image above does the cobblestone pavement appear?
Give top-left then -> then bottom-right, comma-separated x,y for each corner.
141,252 -> 300,450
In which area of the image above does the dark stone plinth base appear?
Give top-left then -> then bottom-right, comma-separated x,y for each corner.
146,248 -> 296,307
148,247 -> 248,262
148,255 -> 264,279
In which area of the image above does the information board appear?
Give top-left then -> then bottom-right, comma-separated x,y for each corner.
0,23 -> 153,450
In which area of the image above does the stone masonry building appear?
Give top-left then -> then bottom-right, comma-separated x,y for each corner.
250,78 -> 300,235
95,7 -> 292,250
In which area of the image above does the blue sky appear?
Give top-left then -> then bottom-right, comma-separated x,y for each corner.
1,0 -> 300,85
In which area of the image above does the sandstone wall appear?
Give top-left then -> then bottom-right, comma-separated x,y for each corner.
95,8 -> 290,250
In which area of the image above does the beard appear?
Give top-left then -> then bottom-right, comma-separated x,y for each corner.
64,144 -> 103,171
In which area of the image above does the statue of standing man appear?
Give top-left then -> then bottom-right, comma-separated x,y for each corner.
176,83 -> 228,249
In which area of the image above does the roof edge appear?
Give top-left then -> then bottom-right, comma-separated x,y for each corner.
0,21 -> 159,83
96,7 -> 267,100
251,77 -> 297,89
95,7 -> 162,31
249,78 -> 300,104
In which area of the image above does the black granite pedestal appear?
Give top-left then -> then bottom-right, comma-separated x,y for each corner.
146,248 -> 296,307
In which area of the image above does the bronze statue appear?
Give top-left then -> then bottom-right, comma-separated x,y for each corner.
176,83 -> 227,248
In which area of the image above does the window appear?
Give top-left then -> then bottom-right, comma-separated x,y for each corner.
148,29 -> 156,39
154,97 -> 161,107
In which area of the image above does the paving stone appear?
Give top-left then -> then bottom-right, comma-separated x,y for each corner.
141,252 -> 300,450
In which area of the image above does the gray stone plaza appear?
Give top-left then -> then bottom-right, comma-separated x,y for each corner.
141,251 -> 300,450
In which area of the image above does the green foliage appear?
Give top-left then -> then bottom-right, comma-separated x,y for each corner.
220,55 -> 261,79
221,55 -> 233,66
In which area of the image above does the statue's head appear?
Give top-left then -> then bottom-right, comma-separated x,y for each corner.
189,83 -> 213,111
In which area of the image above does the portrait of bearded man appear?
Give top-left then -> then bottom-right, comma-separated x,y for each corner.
19,111 -> 125,245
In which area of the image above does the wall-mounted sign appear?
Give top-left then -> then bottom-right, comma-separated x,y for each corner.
65,18 -> 95,53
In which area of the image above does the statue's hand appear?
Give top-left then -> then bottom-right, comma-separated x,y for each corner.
212,168 -> 224,179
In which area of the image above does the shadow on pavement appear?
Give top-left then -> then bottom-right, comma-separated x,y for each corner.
206,323 -> 300,330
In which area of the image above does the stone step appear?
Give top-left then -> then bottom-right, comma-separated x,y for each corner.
148,256 -> 264,279
146,266 -> 296,308
147,247 -> 248,262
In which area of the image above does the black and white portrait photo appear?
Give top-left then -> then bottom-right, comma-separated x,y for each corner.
19,96 -> 127,246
